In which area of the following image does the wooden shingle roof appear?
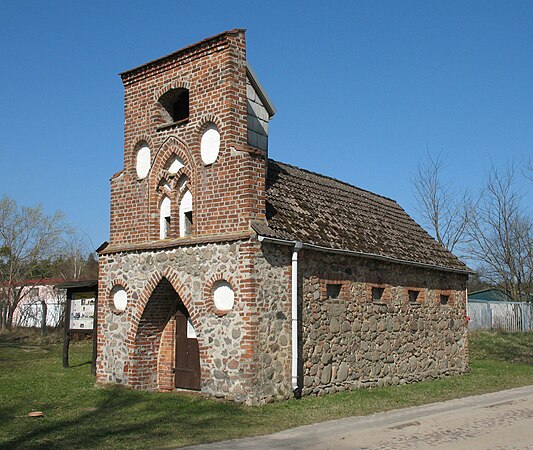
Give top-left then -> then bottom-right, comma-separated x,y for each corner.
252,160 -> 469,273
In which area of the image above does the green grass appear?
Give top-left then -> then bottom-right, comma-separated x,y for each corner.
1,331 -> 532,449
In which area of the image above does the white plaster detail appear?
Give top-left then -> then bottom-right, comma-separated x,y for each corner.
177,174 -> 189,192
167,156 -> 184,174
213,281 -> 235,311
136,145 -> 151,179
159,196 -> 171,239
186,317 -> 197,339
179,190 -> 192,237
200,123 -> 220,165
112,287 -> 128,312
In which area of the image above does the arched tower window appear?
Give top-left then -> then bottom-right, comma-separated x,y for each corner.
158,88 -> 189,124
159,196 -> 171,239
179,190 -> 193,237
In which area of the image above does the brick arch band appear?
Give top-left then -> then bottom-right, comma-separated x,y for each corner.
153,79 -> 191,102
105,279 -> 132,314
130,136 -> 155,179
204,273 -> 238,316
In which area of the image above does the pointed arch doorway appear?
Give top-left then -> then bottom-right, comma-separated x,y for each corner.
174,303 -> 201,390
131,277 -> 201,391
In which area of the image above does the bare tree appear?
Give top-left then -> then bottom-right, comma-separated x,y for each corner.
412,151 -> 471,253
55,230 -> 98,281
0,196 -> 67,329
525,159 -> 533,183
467,165 -> 532,302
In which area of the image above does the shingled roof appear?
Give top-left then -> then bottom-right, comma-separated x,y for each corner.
252,160 -> 470,273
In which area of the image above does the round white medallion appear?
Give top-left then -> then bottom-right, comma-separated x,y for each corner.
200,123 -> 220,165
136,145 -> 151,179
112,287 -> 128,312
213,281 -> 234,311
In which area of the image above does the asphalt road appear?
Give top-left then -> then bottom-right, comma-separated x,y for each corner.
186,385 -> 533,449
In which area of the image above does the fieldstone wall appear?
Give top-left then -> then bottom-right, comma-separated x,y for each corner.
300,250 -> 469,396
97,240 -> 259,402
97,239 -> 469,404
253,243 -> 293,401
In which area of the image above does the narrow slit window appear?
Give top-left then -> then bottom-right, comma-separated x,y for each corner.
159,196 -> 171,239
372,287 -> 385,302
184,211 -> 193,236
179,189 -> 193,237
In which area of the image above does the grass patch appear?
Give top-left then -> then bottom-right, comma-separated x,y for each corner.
1,331 -> 532,449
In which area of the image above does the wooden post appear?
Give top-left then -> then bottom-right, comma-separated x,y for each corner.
63,290 -> 72,368
91,294 -> 98,375
63,332 -> 70,368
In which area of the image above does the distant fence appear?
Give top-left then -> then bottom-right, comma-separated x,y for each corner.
468,299 -> 533,332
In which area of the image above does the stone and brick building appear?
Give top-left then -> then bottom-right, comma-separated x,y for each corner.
97,29 -> 471,404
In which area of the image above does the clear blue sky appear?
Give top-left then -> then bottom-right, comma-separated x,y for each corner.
1,0 -> 531,249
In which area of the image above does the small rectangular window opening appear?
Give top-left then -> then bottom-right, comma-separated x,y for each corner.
326,284 -> 342,300
408,290 -> 419,304
440,294 -> 449,305
372,287 -> 385,302
184,211 -> 193,236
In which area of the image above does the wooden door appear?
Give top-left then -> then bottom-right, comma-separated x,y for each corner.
175,306 -> 201,390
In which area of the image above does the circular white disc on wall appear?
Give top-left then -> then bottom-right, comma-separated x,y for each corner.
200,123 -> 220,165
136,145 -> 151,179
112,287 -> 128,312
213,281 -> 234,311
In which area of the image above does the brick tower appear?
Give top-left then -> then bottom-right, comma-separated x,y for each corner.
97,30 -> 283,403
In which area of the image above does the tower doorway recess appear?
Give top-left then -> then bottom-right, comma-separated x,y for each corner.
174,304 -> 201,390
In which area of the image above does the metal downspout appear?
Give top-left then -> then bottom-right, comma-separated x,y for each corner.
291,241 -> 303,394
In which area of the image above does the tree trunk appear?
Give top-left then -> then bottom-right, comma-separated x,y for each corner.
41,299 -> 48,336
0,304 -> 5,331
5,304 -> 14,329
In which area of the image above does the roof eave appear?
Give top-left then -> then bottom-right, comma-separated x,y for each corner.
257,235 -> 473,275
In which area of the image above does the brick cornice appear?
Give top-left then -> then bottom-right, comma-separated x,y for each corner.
120,29 -> 246,84
101,231 -> 255,255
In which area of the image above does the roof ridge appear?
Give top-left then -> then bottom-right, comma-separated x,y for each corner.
269,159 -> 398,204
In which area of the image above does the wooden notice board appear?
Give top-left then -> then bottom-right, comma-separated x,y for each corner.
56,281 -> 98,374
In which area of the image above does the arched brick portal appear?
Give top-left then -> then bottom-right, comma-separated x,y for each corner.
129,277 -> 196,390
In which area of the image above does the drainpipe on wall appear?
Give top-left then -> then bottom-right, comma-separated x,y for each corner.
291,241 -> 303,396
